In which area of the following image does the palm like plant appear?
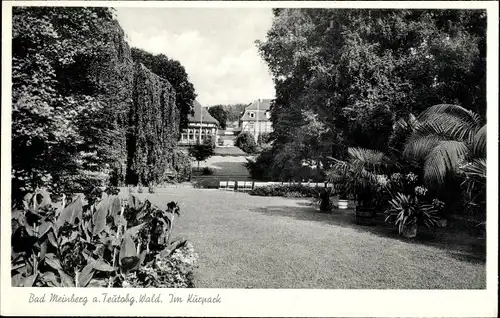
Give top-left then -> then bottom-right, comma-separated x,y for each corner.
403,104 -> 486,186
328,147 -> 390,207
385,193 -> 442,237
459,158 -> 487,221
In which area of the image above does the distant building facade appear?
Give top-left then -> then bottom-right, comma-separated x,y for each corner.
179,100 -> 220,145
240,99 -> 273,141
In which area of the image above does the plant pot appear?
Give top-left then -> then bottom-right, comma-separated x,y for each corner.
319,199 -> 332,213
338,199 -> 349,210
355,206 -> 376,225
401,223 -> 418,238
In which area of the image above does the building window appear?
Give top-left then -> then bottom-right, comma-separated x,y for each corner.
248,122 -> 254,129
249,112 -> 255,118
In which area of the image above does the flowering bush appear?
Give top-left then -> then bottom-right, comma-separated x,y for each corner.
414,186 -> 428,197
122,241 -> 198,288
376,174 -> 389,187
405,172 -> 418,183
249,184 -> 318,197
390,173 -> 402,182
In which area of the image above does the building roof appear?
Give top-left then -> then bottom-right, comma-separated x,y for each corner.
245,99 -> 272,111
188,100 -> 220,125
240,99 -> 272,122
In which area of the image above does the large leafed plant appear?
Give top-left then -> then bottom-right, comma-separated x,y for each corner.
11,186 -> 195,287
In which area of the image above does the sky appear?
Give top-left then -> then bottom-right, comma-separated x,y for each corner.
115,8 -> 275,106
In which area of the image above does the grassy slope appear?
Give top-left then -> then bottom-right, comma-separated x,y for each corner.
133,189 -> 486,289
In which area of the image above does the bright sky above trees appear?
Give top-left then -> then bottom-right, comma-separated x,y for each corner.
115,7 -> 276,105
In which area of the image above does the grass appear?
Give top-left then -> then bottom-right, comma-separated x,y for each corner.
129,188 -> 486,289
213,146 -> 247,156
191,155 -> 251,182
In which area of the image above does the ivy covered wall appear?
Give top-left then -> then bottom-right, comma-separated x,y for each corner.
126,62 -> 180,185
12,7 -> 185,196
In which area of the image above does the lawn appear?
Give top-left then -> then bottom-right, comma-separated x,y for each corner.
131,188 -> 486,289
191,155 -> 251,184
213,146 -> 247,156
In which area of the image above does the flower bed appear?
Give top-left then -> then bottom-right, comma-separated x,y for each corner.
249,184 -> 320,198
11,186 -> 198,287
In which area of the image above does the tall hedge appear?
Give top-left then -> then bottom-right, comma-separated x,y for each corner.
126,62 -> 179,185
12,7 -> 185,198
11,7 -> 136,199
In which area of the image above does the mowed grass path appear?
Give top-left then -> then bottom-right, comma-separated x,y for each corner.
133,188 -> 485,289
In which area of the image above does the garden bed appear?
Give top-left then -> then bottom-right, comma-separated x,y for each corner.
11,187 -> 198,288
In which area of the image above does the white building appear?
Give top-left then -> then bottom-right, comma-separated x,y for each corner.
179,100 -> 220,145
240,99 -> 273,142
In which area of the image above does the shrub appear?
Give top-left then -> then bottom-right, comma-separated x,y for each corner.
257,132 -> 271,145
148,185 -> 156,194
245,148 -> 326,182
313,187 -> 334,212
163,149 -> 192,183
235,131 -> 258,154
384,192 -> 445,237
193,178 -> 220,189
11,186 -> 197,287
201,167 -> 214,175
122,240 -> 198,288
249,184 -> 318,197
189,140 -> 215,171
244,149 -> 274,181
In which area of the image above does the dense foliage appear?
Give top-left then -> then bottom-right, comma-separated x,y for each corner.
255,9 -> 486,182
207,106 -> 228,130
207,103 -> 248,123
245,150 -> 325,182
12,7 -> 192,200
11,187 -> 198,287
166,149 -> 192,183
235,131 -> 258,154
402,104 -> 486,221
12,7 -> 134,202
252,9 -> 487,232
249,184 -> 320,198
188,139 -> 215,171
126,63 -> 179,186
131,48 -> 197,132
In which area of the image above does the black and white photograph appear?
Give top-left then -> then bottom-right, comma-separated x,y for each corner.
1,1 -> 498,317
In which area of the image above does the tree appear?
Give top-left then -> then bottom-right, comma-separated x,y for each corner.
328,147 -> 391,204
403,104 -> 486,221
404,104 -> 486,186
256,9 -> 486,178
11,7 -> 132,200
11,7 -> 183,201
131,48 -> 197,132
207,105 -> 228,129
188,139 -> 215,171
207,103 -> 248,124
126,63 -> 179,186
235,132 -> 258,154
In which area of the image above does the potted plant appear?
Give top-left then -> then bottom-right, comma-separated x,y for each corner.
334,181 -> 351,210
385,193 -> 444,238
328,148 -> 391,223
314,186 -> 334,212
